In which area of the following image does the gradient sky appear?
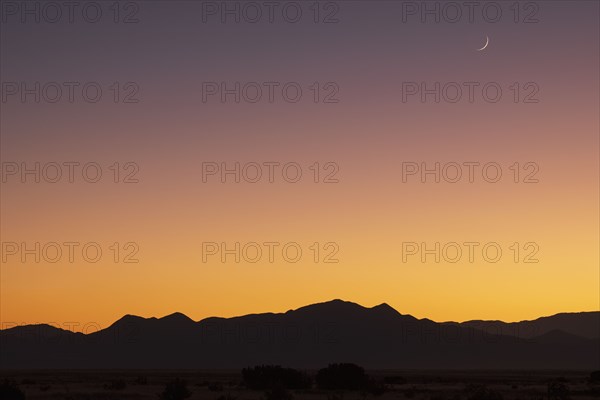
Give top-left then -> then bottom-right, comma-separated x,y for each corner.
1,0 -> 598,330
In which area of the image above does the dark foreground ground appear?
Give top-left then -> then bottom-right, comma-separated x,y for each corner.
1,370 -> 598,400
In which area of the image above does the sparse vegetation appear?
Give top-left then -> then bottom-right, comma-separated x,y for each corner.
464,384 -> 503,400
216,393 -> 238,400
384,376 -> 407,385
264,384 -> 294,400
548,380 -> 570,400
209,382 -> 224,391
0,380 -> 25,400
0,369 -> 596,400
365,379 -> 386,396
104,378 -> 127,390
243,365 -> 311,390
326,392 -> 344,400
314,363 -> 385,395
159,378 -> 191,400
316,363 -> 369,390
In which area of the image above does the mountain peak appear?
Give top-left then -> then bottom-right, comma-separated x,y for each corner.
373,302 -> 392,309
371,302 -> 400,314
160,312 -> 194,322
295,299 -> 364,313
102,314 -> 149,331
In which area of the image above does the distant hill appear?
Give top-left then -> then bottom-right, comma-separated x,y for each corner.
444,311 -> 600,339
1,299 -> 598,369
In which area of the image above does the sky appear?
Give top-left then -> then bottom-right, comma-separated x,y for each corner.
1,0 -> 598,331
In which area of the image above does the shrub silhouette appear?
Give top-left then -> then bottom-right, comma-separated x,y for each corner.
160,378 -> 191,400
104,379 -> 127,390
243,365 -> 311,390
208,382 -> 224,391
326,392 -> 344,400
264,384 -> 294,400
365,379 -> 386,396
384,376 -> 407,385
316,363 -> 369,390
547,380 -> 570,400
464,384 -> 503,400
216,394 -> 238,400
590,371 -> 600,383
0,380 -> 25,400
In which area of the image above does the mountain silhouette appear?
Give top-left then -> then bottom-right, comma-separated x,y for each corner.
443,311 -> 600,339
1,299 -> 598,369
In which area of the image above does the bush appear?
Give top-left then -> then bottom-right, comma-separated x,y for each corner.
547,380 -> 569,400
104,379 -> 127,390
208,382 -> 224,392
327,393 -> 344,400
464,385 -> 503,400
590,371 -> 600,383
0,380 -> 25,400
264,384 -> 294,400
384,376 -> 407,385
216,393 -> 238,400
316,363 -> 369,391
243,365 -> 311,390
160,378 -> 192,400
365,379 -> 386,396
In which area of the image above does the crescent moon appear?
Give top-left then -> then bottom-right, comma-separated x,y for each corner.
477,36 -> 489,51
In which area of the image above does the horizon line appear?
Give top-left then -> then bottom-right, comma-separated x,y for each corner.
2,298 -> 598,333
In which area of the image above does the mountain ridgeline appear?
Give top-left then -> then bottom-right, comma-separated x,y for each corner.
1,300 -> 598,369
